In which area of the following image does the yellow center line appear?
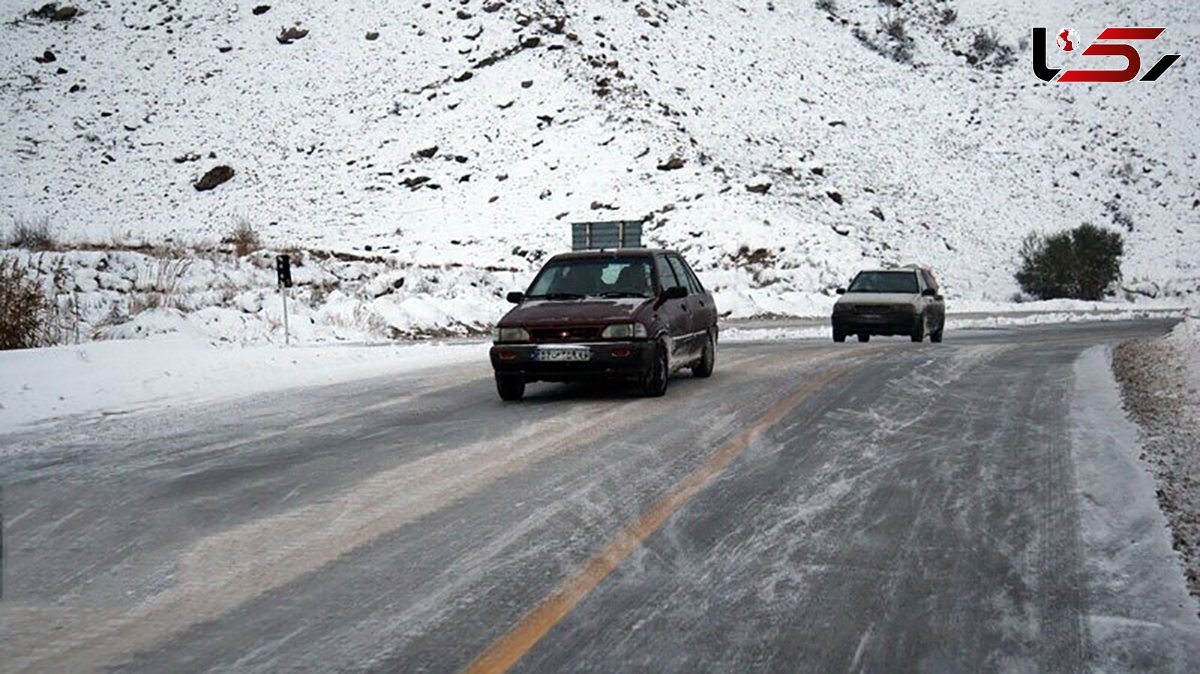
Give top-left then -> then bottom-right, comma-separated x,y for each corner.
462,364 -> 854,674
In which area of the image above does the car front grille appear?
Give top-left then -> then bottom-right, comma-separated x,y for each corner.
529,326 -> 604,343
854,305 -> 907,314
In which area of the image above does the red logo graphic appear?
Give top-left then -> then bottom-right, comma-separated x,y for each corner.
1056,28 -> 1075,52
1033,27 -> 1181,83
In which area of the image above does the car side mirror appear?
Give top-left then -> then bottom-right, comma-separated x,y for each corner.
660,286 -> 688,301
836,288 -> 846,295
921,288 -> 937,297
506,291 -> 525,304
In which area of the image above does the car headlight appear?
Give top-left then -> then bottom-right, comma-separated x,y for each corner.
494,327 -> 530,343
601,323 -> 648,340
834,303 -> 854,313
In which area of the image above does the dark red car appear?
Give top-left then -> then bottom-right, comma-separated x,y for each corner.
490,249 -> 718,400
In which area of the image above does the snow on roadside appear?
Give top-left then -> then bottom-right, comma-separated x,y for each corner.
0,335 -> 487,436
1164,300 -> 1200,406
1071,347 -> 1200,669
1111,297 -> 1200,605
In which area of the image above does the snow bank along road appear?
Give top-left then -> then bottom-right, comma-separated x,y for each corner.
1,321 -> 1198,673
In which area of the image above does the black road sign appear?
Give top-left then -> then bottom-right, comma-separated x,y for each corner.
276,254 -> 293,288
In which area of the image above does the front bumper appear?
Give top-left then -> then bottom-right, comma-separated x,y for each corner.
490,341 -> 654,382
832,312 -> 918,336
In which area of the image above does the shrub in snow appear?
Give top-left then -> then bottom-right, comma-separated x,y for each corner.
5,218 -> 56,251
0,255 -> 79,350
225,220 -> 261,257
969,29 -> 1016,70
1015,223 -> 1124,301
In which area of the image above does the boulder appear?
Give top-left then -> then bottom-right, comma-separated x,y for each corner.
277,26 -> 309,44
194,165 -> 235,191
745,177 -> 772,195
657,155 -> 687,171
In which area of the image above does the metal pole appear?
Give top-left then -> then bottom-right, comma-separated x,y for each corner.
281,281 -> 290,346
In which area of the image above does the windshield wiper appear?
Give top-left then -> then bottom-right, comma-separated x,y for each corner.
527,292 -> 585,301
596,291 -> 649,298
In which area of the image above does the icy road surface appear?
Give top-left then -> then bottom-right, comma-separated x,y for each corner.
1,321 -> 1197,673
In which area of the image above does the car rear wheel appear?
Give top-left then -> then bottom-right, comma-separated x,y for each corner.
641,341 -> 669,397
495,375 -> 525,401
857,334 -> 870,343
692,334 -> 715,378
930,324 -> 944,343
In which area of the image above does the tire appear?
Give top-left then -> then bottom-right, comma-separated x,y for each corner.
640,341 -> 669,397
911,315 -> 926,343
692,333 -> 715,378
930,324 -> 944,343
833,330 -> 847,343
857,334 -> 870,343
495,375 -> 525,401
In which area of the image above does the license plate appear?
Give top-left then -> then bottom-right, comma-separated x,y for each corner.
534,347 -> 592,362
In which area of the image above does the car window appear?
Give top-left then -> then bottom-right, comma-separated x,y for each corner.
847,271 -> 920,294
673,256 -> 705,294
526,258 -> 654,299
666,257 -> 694,296
656,255 -> 682,292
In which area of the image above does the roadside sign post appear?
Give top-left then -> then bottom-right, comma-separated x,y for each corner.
276,254 -> 293,346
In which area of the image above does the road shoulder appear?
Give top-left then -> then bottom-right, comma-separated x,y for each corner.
1112,317 -> 1200,601
1071,345 -> 1200,671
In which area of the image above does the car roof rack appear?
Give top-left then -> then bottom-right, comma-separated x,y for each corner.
571,220 -> 644,251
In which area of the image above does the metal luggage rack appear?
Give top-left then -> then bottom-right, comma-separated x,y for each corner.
571,220 -> 644,251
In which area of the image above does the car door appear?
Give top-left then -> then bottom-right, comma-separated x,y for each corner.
654,254 -> 691,362
915,271 -> 931,328
666,255 -> 705,360
922,269 -> 946,331
676,256 -> 717,338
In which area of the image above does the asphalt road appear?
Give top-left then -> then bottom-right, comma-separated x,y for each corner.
2,320 -> 1198,673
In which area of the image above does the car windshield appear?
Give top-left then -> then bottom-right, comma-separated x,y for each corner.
848,271 -> 919,294
527,258 -> 654,299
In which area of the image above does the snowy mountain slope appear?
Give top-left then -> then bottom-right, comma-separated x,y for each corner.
2,0 -> 1197,332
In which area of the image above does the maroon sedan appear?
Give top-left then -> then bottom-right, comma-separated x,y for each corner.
490,249 -> 718,400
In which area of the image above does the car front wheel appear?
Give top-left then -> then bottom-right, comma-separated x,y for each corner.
495,375 -> 525,401
911,315 -> 926,343
641,341 -> 669,397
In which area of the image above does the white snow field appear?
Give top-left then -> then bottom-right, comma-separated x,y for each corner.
1,0 -> 1198,342
0,335 -> 487,435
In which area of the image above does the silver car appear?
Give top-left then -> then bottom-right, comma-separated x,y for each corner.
831,266 -> 946,343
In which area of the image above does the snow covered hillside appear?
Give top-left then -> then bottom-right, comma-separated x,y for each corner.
2,0 -> 1198,337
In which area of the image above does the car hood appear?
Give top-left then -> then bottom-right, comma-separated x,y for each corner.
499,297 -> 653,326
837,292 -> 919,306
